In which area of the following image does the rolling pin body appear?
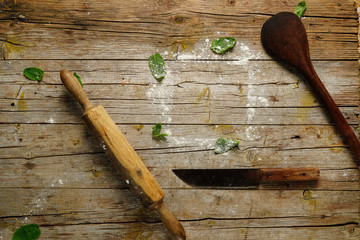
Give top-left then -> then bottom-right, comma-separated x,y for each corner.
83,105 -> 164,206
60,70 -> 185,240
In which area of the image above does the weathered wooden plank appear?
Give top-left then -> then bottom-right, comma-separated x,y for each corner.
1,86 -> 341,110
1,75 -> 358,107
1,188 -> 358,223
1,60 -> 359,124
1,60 -> 358,108
0,123 -> 357,157
0,25 -> 356,60
1,86 -> 359,114
1,221 -> 358,240
1,60 -> 358,86
1,0 -> 357,19
0,188 -> 358,239
0,1 -> 357,60
0,155 -> 358,190
1,103 -> 358,125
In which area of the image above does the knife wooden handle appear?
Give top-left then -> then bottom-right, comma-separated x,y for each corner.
60,70 -> 186,240
259,167 -> 319,182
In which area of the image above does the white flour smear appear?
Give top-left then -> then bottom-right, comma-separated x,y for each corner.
175,38 -> 211,60
169,136 -> 216,150
147,39 -> 265,150
146,57 -> 218,150
244,56 -> 270,143
45,116 -> 54,123
175,38 -> 261,66
146,69 -> 174,124
28,178 -> 66,215
0,177 -> 67,239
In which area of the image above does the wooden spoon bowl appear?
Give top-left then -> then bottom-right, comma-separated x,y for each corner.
261,12 -> 360,163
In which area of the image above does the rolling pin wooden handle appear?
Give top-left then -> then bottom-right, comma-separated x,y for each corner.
60,69 -> 94,111
259,167 -> 319,182
154,202 -> 186,240
302,66 -> 360,163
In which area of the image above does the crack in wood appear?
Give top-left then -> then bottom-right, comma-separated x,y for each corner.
2,212 -> 357,228
42,25 -> 166,36
1,186 -> 358,192
0,143 -> 357,161
0,145 -> 24,149
0,211 -> 95,219
38,219 -> 163,228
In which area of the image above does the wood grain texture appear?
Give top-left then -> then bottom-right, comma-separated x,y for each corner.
259,167 -> 320,182
0,0 -> 359,239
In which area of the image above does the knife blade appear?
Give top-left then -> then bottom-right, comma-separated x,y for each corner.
172,167 -> 319,188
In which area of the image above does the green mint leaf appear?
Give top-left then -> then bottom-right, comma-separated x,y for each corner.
149,53 -> 166,81
214,138 -> 239,154
294,1 -> 307,18
152,123 -> 162,135
23,67 -> 44,81
73,72 -> 83,87
154,133 -> 168,138
152,123 -> 168,139
210,37 -> 236,54
12,224 -> 41,240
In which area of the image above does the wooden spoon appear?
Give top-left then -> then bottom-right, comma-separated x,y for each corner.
261,12 -> 360,163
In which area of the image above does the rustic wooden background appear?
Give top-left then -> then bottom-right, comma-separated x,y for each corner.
1,0 -> 359,239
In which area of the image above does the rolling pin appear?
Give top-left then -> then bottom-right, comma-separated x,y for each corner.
60,70 -> 186,240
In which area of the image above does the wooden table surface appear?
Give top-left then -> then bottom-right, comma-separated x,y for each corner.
1,0 -> 359,239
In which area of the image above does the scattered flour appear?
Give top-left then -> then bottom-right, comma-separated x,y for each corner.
102,144 -> 107,151
174,38 -> 261,67
45,117 -> 54,124
231,43 -> 261,66
29,178 -> 66,215
148,39 -> 266,148
245,126 -> 261,141
169,136 -> 216,150
246,108 -> 256,122
146,69 -> 174,124
245,63 -> 269,142
175,38 -> 213,60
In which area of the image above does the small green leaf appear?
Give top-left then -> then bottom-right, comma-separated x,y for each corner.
149,53 -> 166,81
294,1 -> 307,18
12,224 -> 41,240
210,37 -> 236,54
73,72 -> 83,87
214,138 -> 239,154
23,67 -> 44,81
152,123 -> 168,139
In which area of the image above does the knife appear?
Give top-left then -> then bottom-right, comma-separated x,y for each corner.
173,167 -> 319,188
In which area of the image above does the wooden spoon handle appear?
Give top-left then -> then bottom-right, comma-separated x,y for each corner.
302,66 -> 360,162
259,167 -> 320,182
260,12 -> 360,163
